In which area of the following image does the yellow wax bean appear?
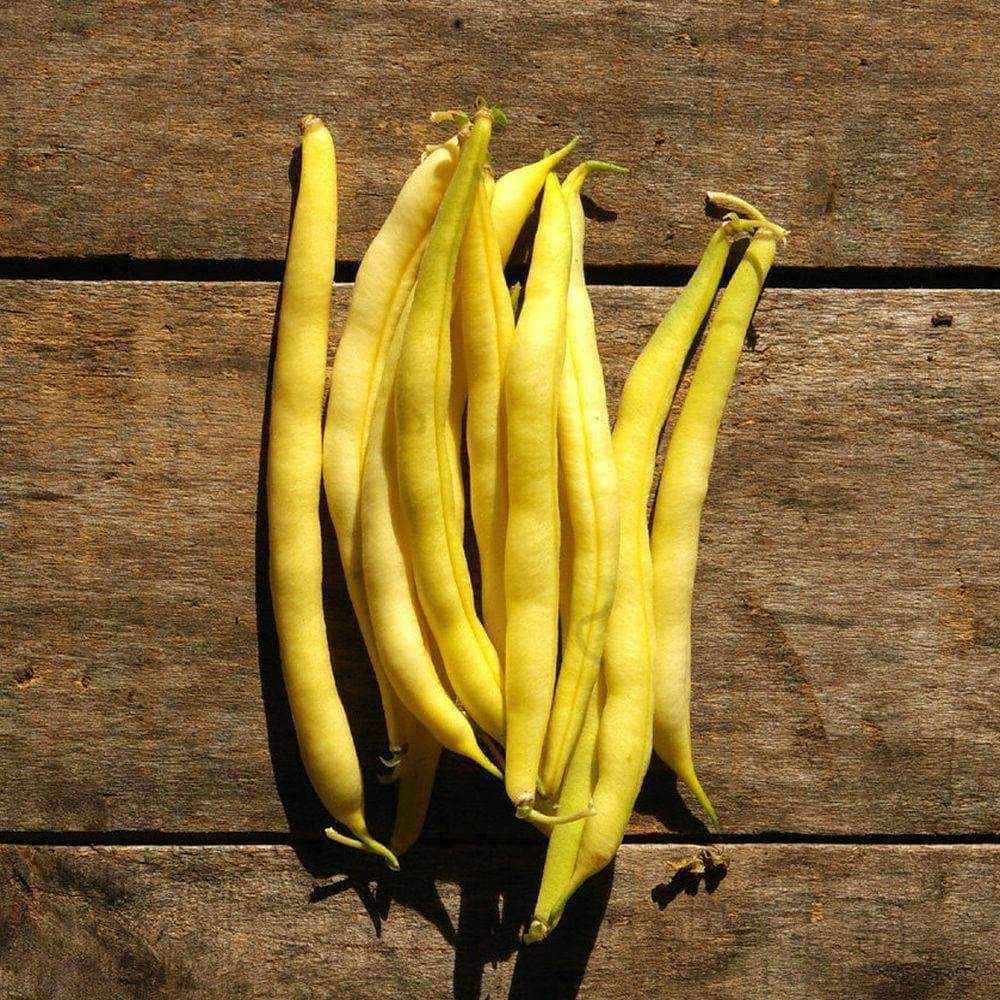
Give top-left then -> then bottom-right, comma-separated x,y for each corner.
459,177 -> 517,654
458,139 -> 576,664
524,688 -> 600,943
361,284 -> 502,779
395,106 -> 506,741
323,138 -> 460,757
503,172 -> 572,813
651,220 -> 784,827
267,116 -> 396,869
540,161 -> 625,798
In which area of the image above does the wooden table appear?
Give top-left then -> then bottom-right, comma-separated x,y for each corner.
1,3 -> 997,997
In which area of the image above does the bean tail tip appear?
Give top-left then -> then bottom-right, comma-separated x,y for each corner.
707,804 -> 721,833
550,135 -> 581,164
564,159 -> 630,196
389,834 -> 414,858
481,757 -> 504,782
683,770 -> 721,831
359,832 -> 402,872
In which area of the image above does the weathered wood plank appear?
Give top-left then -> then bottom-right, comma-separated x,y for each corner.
1,843 -> 996,998
1,281 -> 996,837
1,1 -> 997,267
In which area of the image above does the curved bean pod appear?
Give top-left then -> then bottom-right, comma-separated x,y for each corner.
267,116 -> 396,869
491,137 -> 578,264
651,217 -> 784,826
323,138 -> 460,756
361,286 -> 502,779
459,177 -> 517,653
503,172 -> 572,813
539,161 -> 625,798
394,106 -> 506,741
458,140 -> 576,662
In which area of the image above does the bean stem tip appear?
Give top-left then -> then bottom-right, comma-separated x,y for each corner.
706,191 -> 789,242
522,918 -> 549,944
298,114 -> 323,134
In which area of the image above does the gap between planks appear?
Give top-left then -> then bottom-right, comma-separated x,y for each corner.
0,258 -> 998,289
1,833 -> 998,849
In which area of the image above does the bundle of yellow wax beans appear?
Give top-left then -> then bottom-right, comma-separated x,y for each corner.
266,103 -> 787,940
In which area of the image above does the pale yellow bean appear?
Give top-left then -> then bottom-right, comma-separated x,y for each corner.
503,172 -> 572,812
540,161 -> 624,798
523,688 -> 600,942
323,139 -> 460,755
361,285 -> 502,779
268,116 -> 395,868
459,178 -> 517,653
651,221 -> 783,827
395,108 -> 506,741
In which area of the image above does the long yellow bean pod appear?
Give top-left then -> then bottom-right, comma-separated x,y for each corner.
491,137 -> 578,263
361,286 -> 501,779
542,214 -> 742,913
539,161 -> 625,798
394,106 -> 506,741
503,172 -> 572,812
651,219 -> 784,826
458,139 -> 577,660
267,116 -> 396,869
323,138 -> 460,756
459,178 -> 517,653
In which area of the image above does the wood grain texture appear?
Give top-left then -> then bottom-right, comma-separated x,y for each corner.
1,843 -> 996,999
1,1 -> 997,267
1,280 -> 996,837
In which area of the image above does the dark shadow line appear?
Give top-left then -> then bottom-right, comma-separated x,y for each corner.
624,832 -> 1000,846
581,263 -> 1000,290
0,256 -> 339,283
0,257 -> 997,290
1,831 -> 997,847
